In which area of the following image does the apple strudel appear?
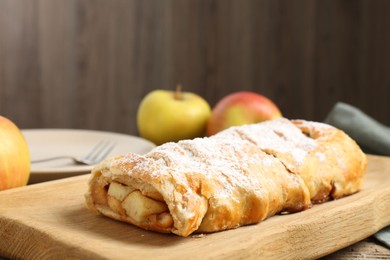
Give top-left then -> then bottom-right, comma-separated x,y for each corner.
85,118 -> 367,237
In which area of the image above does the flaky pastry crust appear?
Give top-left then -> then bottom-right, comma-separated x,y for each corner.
85,118 -> 367,237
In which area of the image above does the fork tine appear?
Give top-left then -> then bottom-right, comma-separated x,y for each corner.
85,141 -> 115,163
84,141 -> 105,160
96,141 -> 116,161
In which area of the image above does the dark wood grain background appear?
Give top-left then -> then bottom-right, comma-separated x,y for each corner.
1,0 -> 389,136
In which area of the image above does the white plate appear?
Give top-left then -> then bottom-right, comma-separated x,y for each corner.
22,129 -> 156,184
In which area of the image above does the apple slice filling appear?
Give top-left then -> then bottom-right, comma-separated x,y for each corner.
107,181 -> 173,228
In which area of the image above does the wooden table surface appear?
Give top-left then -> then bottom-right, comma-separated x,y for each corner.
322,237 -> 389,259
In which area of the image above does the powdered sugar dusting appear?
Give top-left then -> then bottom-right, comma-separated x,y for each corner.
141,130 -> 283,201
230,118 -> 317,165
316,152 -> 326,162
118,118 -> 318,203
302,120 -> 335,130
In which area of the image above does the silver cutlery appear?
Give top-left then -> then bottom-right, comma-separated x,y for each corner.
31,141 -> 116,165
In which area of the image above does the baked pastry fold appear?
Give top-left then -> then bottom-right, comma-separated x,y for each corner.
85,118 -> 367,237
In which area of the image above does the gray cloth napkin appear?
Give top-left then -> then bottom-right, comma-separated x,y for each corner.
375,226 -> 390,248
324,102 -> 390,248
324,102 -> 390,155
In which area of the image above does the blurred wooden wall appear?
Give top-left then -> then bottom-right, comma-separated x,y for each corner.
1,0 -> 389,136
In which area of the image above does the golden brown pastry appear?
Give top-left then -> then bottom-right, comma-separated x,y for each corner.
229,119 -> 367,203
85,118 -> 367,237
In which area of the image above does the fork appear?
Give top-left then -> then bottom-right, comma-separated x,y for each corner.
31,141 -> 116,165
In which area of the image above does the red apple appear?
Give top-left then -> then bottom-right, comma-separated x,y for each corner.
206,91 -> 282,136
0,116 -> 30,190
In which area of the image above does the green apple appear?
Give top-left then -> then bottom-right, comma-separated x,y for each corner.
137,86 -> 211,145
0,115 -> 30,190
206,91 -> 282,136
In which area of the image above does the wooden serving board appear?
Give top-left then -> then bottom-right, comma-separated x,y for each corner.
1,155 -> 390,259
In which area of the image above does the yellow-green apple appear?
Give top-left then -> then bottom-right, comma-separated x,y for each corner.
206,91 -> 282,136
137,86 -> 211,145
0,115 -> 30,190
